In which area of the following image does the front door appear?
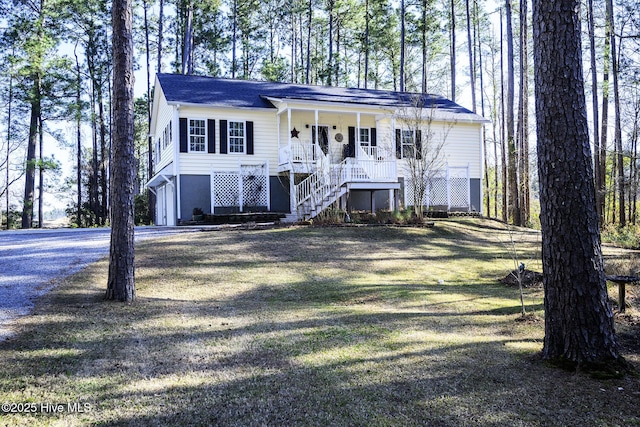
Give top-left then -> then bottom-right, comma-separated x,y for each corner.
312,125 -> 329,158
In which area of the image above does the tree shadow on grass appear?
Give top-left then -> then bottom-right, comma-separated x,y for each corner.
1,222 -> 637,426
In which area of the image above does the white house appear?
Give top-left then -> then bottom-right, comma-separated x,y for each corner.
147,73 -> 489,225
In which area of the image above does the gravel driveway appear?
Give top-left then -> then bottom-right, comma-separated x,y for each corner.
0,226 -> 195,341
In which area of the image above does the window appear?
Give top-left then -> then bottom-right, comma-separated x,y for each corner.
401,129 -> 415,158
189,119 -> 206,152
228,121 -> 245,153
359,128 -> 370,147
163,122 -> 172,150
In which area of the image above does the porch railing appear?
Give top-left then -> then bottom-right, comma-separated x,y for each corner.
279,141 -> 327,165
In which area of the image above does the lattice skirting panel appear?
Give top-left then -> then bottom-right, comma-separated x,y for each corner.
405,166 -> 470,210
212,164 -> 269,212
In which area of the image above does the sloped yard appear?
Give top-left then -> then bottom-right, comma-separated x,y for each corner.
0,219 -> 638,426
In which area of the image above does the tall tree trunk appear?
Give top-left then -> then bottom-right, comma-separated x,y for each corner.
74,46 -> 83,228
90,84 -> 99,222
5,51 -> 14,230
505,0 -> 519,225
291,14 -> 296,82
22,77 -> 41,229
607,0 -> 624,226
107,0 -> 136,302
327,0 -> 334,85
450,0 -> 456,101
465,0 -> 476,112
587,0 -> 602,222
306,0 -> 312,84
421,0 -> 427,93
364,0 -> 369,89
629,125 -> 636,224
517,0 -> 529,225
157,0 -> 164,73
299,11 -> 305,83
601,2 -> 611,224
476,1 -> 489,217
182,0 -> 193,75
37,113 -> 43,228
400,0 -> 406,92
500,6 -> 507,222
532,0 -> 621,367
97,87 -> 108,225
144,0 -> 155,224
232,0 -> 238,79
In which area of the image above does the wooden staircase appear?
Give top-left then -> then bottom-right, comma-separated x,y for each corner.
295,161 -> 349,220
291,146 -> 399,220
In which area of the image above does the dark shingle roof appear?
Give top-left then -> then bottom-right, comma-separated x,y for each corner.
157,73 -> 478,116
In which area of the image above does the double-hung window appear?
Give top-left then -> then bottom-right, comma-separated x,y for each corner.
229,121 -> 245,153
359,128 -> 370,147
189,119 -> 206,152
401,129 -> 415,159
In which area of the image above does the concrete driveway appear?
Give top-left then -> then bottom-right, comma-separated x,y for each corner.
0,226 -> 196,341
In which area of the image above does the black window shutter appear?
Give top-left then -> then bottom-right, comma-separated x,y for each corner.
246,121 -> 254,155
219,120 -> 228,154
179,118 -> 188,153
348,126 -> 355,158
208,119 -> 216,153
395,129 -> 401,159
416,130 -> 422,159
371,128 -> 377,147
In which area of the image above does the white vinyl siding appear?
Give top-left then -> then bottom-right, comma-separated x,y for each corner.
178,108 -> 275,174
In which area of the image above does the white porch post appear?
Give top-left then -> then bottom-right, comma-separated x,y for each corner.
356,112 -> 361,158
290,170 -> 296,216
314,109 -> 319,160
287,108 -> 292,147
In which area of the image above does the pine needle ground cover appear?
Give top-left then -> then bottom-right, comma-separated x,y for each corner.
0,219 -> 638,426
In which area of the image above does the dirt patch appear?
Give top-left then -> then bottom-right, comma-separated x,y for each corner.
499,269 -> 543,288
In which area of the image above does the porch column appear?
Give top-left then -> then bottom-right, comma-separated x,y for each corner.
290,171 -> 296,217
287,108 -> 292,146
356,112 -> 361,158
389,189 -> 394,210
314,109 -> 319,158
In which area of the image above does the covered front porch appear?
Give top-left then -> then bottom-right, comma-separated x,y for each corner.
267,100 -> 401,219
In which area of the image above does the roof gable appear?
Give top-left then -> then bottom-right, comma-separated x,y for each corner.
156,73 -> 483,120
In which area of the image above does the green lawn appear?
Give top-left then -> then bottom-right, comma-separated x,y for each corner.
0,218 -> 638,426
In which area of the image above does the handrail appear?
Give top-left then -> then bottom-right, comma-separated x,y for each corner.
294,156 -> 397,219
